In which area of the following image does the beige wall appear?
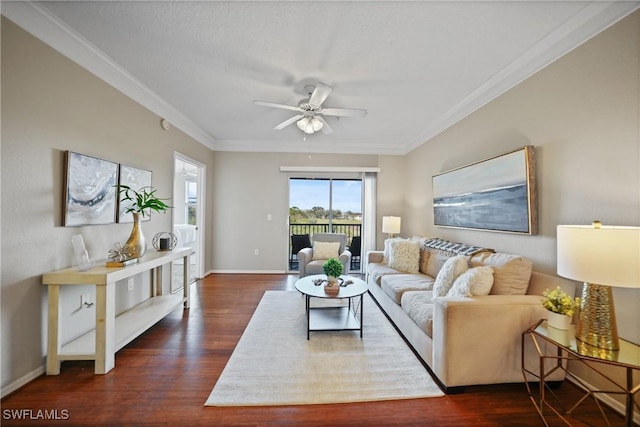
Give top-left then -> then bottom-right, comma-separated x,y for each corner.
210,152 -> 390,272
1,19 -> 215,393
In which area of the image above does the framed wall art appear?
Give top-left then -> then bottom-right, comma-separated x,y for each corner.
432,146 -> 537,234
117,164 -> 153,223
63,151 -> 119,226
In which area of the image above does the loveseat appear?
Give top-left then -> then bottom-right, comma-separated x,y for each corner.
366,237 -> 575,393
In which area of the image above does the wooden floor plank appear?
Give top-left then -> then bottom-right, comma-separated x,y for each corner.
1,274 -> 630,426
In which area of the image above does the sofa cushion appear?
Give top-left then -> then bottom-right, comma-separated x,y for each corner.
418,248 -> 431,274
367,263 -> 402,285
387,239 -> 420,273
401,291 -> 435,338
433,255 -> 469,297
470,252 -> 533,295
448,266 -> 494,297
381,274 -> 435,304
382,237 -> 403,264
425,251 -> 449,277
312,241 -> 340,260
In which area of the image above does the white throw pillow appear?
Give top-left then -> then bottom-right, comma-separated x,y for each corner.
448,266 -> 495,297
432,255 -> 469,297
312,241 -> 340,260
387,239 -> 420,273
383,238 -> 402,264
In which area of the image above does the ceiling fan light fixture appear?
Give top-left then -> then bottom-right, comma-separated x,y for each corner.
304,122 -> 315,134
311,117 -> 324,132
296,117 -> 309,131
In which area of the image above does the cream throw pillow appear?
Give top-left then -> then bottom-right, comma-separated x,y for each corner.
383,238 -> 402,264
432,255 -> 469,297
448,266 -> 494,297
387,239 -> 420,273
470,252 -> 532,295
425,251 -> 449,278
312,241 -> 340,260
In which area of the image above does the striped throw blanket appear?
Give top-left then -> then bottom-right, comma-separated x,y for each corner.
421,238 -> 494,257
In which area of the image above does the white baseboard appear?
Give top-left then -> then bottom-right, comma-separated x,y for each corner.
1,365 -> 45,399
208,270 -> 287,274
565,376 -> 639,424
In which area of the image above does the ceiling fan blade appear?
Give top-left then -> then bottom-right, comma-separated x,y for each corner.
254,100 -> 302,113
317,116 -> 333,135
308,83 -> 332,107
274,114 -> 304,130
320,107 -> 367,118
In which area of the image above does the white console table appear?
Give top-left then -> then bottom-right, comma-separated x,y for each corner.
42,248 -> 191,375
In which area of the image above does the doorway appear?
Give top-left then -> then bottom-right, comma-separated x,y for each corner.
172,153 -> 205,291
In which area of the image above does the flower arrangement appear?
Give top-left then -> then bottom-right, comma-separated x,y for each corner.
322,258 -> 343,278
542,286 -> 580,316
116,185 -> 171,218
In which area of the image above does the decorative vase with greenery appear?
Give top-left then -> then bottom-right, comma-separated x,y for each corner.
542,286 -> 580,330
116,185 -> 171,258
322,257 -> 343,294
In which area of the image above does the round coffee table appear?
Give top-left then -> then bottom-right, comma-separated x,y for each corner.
295,274 -> 368,339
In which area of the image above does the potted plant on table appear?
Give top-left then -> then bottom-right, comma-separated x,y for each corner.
542,286 -> 580,330
116,185 -> 171,259
322,257 -> 344,294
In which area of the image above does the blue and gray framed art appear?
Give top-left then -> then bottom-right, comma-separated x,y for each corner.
432,146 -> 537,234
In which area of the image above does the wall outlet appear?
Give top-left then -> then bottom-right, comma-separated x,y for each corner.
254,249 -> 259,256
127,278 -> 134,291
80,293 -> 91,308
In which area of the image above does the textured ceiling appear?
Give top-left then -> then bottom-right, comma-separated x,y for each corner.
6,1 -> 639,154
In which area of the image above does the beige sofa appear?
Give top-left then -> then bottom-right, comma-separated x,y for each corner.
366,237 -> 575,393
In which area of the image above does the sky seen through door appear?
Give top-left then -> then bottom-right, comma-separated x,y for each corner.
290,179 -> 362,214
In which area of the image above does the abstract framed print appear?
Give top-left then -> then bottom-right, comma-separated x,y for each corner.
432,146 -> 537,234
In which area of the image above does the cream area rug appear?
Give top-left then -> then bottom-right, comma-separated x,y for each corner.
205,290 -> 443,406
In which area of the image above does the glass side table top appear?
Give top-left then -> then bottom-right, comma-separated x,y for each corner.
532,320 -> 640,368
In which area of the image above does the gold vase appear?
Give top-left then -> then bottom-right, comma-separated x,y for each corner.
124,212 -> 147,259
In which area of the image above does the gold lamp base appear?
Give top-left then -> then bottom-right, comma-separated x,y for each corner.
576,282 -> 619,351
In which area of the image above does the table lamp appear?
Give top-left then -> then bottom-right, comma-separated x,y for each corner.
382,216 -> 401,239
556,222 -> 640,351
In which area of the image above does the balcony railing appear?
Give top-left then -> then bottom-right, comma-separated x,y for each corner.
289,223 -> 362,271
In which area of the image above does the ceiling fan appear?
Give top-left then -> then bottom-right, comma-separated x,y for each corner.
253,83 -> 367,135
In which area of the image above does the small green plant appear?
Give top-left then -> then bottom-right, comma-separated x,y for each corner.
542,286 -> 580,316
322,257 -> 343,278
115,185 -> 171,218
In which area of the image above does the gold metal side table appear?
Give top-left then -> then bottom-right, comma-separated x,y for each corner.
522,320 -> 640,427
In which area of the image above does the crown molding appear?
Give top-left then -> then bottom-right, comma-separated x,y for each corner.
3,1 -> 638,156
2,1 -> 218,151
403,1 -> 640,155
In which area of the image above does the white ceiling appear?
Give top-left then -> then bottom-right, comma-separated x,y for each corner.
5,1 -> 639,155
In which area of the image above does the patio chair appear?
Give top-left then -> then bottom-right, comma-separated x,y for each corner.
348,235 -> 361,270
297,233 -> 351,278
290,234 -> 311,268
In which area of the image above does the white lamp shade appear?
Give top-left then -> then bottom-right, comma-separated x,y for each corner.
382,216 -> 401,234
557,224 -> 640,288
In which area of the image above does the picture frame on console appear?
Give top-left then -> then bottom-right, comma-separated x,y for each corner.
432,145 -> 537,234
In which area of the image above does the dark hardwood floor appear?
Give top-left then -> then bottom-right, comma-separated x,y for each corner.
2,274 -> 630,426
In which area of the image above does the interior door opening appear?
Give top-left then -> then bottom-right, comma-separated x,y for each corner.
172,154 -> 205,291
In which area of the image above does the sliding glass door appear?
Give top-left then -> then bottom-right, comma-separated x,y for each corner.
289,178 -> 362,272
